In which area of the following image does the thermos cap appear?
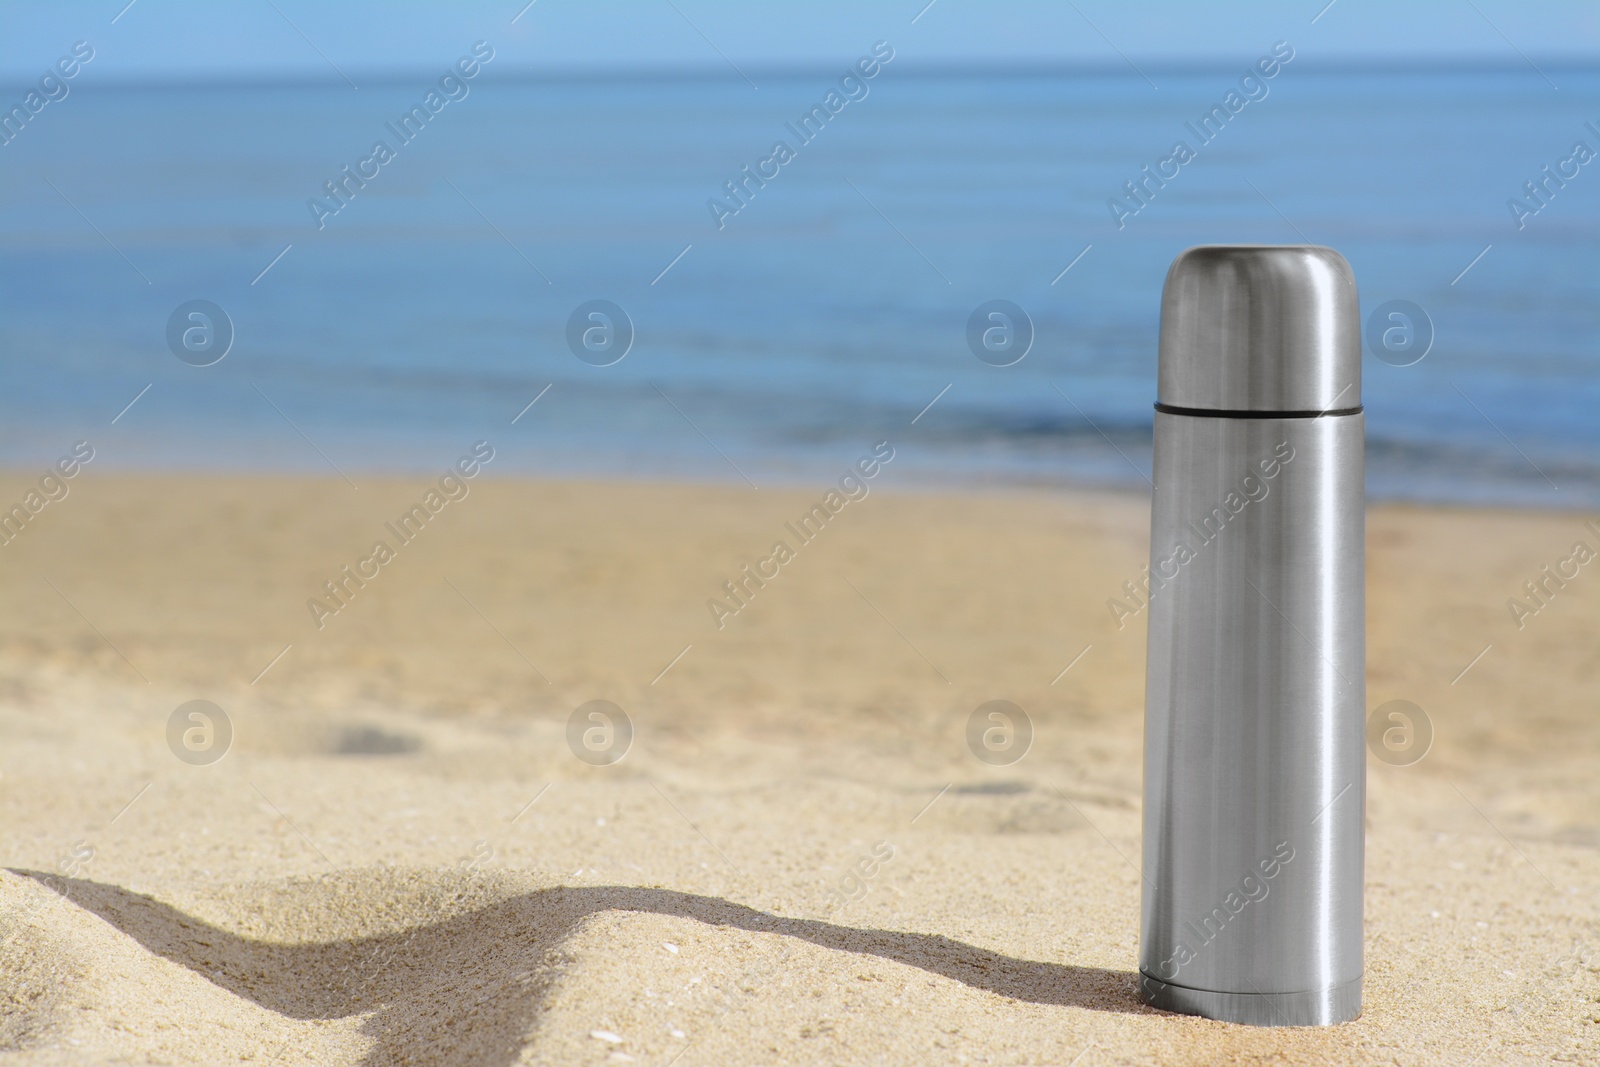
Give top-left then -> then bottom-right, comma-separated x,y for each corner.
1158,245 -> 1360,414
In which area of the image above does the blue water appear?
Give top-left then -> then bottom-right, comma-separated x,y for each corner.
2,64 -> 1597,507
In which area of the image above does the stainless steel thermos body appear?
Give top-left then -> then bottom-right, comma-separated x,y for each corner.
1140,246 -> 1366,1026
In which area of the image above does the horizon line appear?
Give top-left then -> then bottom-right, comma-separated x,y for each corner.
1,54 -> 1596,89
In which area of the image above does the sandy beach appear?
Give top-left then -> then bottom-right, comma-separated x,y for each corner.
0,471 -> 1596,1065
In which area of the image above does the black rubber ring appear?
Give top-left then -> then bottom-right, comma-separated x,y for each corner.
1154,402 -> 1363,419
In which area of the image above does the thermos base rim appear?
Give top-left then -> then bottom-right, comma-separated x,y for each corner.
1139,972 -> 1361,1026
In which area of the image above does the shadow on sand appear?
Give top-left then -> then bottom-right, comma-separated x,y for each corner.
14,870 -> 1150,1064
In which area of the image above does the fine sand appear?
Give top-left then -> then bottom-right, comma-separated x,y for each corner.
0,472 -> 1596,1065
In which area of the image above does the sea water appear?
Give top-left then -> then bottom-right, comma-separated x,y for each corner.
2,63 -> 1595,507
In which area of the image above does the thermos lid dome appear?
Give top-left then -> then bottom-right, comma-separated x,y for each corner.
1157,245 -> 1360,414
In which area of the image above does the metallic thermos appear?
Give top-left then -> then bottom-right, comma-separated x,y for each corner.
1140,245 -> 1365,1026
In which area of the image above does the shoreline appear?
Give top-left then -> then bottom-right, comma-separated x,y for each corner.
3,461 -> 1595,511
